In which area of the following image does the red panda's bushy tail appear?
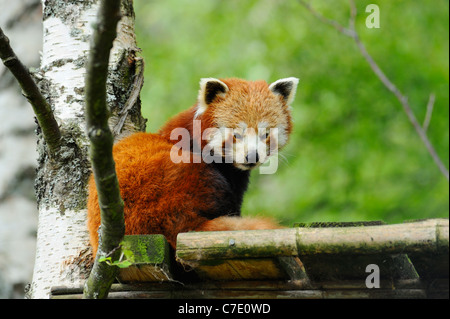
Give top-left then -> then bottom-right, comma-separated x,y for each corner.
195,216 -> 284,232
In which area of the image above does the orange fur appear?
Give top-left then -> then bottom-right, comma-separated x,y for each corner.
202,78 -> 293,136
88,133 -> 221,256
197,216 -> 284,232
87,78 -> 298,257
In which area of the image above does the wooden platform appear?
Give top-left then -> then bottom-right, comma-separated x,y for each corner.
51,218 -> 449,299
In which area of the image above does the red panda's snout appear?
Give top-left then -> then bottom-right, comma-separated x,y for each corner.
203,124 -> 285,171
232,127 -> 272,171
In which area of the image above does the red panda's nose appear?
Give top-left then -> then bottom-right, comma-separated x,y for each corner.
245,152 -> 259,164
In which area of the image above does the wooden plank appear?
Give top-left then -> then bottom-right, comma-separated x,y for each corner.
48,278 -> 431,295
176,219 -> 449,261
118,234 -> 174,282
50,280 -> 310,296
176,228 -> 298,261
296,218 -> 449,255
175,228 -> 307,281
50,278 -> 447,299
175,219 -> 448,283
293,220 -> 428,283
294,225 -> 420,282
101,289 -> 322,299
51,288 -> 429,299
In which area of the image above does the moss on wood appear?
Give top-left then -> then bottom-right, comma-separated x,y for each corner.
118,235 -> 174,282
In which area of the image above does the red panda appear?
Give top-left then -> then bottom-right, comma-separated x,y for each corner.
87,77 -> 299,257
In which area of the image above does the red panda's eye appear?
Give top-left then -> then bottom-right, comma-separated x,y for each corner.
260,132 -> 270,139
233,133 -> 242,140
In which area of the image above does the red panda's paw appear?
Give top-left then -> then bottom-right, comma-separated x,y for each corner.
195,216 -> 285,232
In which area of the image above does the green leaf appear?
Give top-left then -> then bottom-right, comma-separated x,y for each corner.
98,256 -> 112,263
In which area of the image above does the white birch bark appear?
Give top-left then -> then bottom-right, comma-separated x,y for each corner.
0,0 -> 42,298
29,0 -> 144,299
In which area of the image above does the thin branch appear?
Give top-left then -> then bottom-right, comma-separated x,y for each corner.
423,93 -> 436,132
297,0 -> 356,37
0,27 -> 61,158
83,0 -> 125,299
298,0 -> 449,181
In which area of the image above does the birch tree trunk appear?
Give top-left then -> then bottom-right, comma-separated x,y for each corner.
28,0 -> 145,299
0,0 -> 42,299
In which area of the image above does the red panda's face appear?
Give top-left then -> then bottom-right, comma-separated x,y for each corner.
196,78 -> 299,171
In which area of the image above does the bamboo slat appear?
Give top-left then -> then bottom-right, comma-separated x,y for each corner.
176,219 -> 449,261
51,280 -> 433,299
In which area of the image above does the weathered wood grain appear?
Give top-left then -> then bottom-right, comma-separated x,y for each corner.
176,219 -> 449,261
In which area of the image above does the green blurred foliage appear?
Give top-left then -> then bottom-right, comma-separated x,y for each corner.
133,0 -> 449,225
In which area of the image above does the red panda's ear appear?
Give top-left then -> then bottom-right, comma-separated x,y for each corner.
196,78 -> 229,116
269,77 -> 299,105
